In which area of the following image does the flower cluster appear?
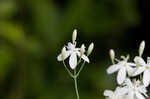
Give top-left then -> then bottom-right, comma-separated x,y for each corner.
57,29 -> 94,99
57,29 -> 94,70
104,41 -> 149,99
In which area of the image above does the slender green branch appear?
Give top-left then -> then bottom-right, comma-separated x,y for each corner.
76,61 -> 85,77
63,60 -> 74,78
74,69 -> 80,99
77,57 -> 82,65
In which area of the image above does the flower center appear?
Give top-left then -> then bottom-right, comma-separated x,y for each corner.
146,65 -> 150,70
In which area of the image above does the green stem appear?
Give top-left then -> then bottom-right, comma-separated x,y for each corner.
74,69 -> 80,99
63,60 -> 74,78
76,61 -> 85,77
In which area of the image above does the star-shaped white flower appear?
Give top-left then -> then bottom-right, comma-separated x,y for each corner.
123,78 -> 148,99
133,56 -> 150,87
57,42 -> 89,69
107,56 -> 136,84
104,87 -> 127,99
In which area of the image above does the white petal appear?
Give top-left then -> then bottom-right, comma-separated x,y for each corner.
76,51 -> 80,56
57,53 -> 63,61
117,67 -> 126,85
104,90 -> 113,97
134,56 -> 146,66
107,64 -> 121,74
81,54 -> 89,63
127,66 -> 135,76
132,67 -> 145,76
69,52 -> 77,69
136,92 -> 145,99
127,91 -> 134,99
127,63 -> 136,67
64,51 -> 71,59
143,70 -> 150,87
67,42 -> 75,50
76,51 -> 89,63
115,87 -> 128,95
57,51 -> 71,61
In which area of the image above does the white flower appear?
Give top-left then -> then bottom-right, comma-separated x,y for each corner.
133,56 -> 150,87
107,56 -> 136,84
57,42 -> 89,69
104,87 -> 127,99
123,78 -> 148,99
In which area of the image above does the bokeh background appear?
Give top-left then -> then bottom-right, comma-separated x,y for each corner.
0,0 -> 150,99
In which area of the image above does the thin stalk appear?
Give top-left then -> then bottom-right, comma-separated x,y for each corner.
74,69 -> 80,99
76,61 -> 85,77
63,60 -> 74,78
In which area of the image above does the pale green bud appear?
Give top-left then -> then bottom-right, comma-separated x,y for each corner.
72,29 -> 77,44
80,44 -> 85,57
61,47 -> 66,60
147,57 -> 150,64
110,49 -> 115,60
139,41 -> 145,57
109,49 -> 115,64
109,49 -> 115,60
87,43 -> 94,56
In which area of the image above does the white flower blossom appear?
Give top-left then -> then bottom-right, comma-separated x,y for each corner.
57,42 -> 89,69
107,56 -> 136,84
123,78 -> 148,99
133,56 -> 150,87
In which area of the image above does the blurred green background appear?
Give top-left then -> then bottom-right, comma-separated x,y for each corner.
0,0 -> 149,99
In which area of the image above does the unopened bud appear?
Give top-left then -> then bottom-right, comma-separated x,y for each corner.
147,57 -> 150,64
80,44 -> 85,57
61,47 -> 66,60
72,29 -> 77,44
87,43 -> 94,56
109,49 -> 115,64
139,41 -> 145,57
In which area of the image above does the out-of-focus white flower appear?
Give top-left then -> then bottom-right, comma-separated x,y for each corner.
123,78 -> 148,99
57,42 -> 89,69
107,56 -> 136,84
104,87 -> 127,99
133,56 -> 150,87
72,29 -> 77,44
139,41 -> 145,57
87,43 -> 94,56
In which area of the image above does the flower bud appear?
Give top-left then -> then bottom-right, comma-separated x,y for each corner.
139,41 -> 145,57
109,49 -> 115,64
61,47 -> 66,60
72,29 -> 77,44
147,57 -> 150,64
87,43 -> 94,56
80,44 -> 85,57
